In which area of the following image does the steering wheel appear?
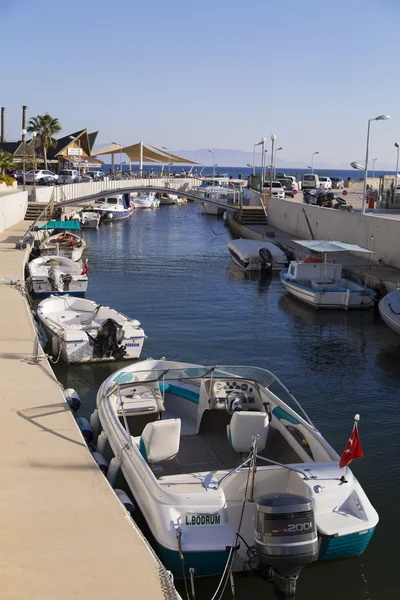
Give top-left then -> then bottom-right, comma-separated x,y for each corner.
225,391 -> 249,414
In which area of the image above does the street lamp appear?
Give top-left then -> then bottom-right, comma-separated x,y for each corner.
21,128 -> 27,191
274,146 -> 283,179
311,151 -> 319,174
269,134 -> 276,193
31,131 -> 37,190
361,114 -> 390,214
372,158 -> 377,179
252,140 -> 263,175
162,146 -> 171,178
394,143 -> 399,201
208,149 -> 216,176
70,135 -> 82,174
112,141 -> 122,175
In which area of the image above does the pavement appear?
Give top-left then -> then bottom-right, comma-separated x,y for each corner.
0,221 -> 174,599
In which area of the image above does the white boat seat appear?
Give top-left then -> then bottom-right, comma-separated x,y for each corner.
135,419 -> 181,464
227,411 -> 269,453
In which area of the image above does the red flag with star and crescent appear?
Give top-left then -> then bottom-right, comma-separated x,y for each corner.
339,416 -> 364,468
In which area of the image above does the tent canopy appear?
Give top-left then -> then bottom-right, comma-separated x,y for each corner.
294,240 -> 373,253
93,142 -> 198,165
39,220 -> 81,230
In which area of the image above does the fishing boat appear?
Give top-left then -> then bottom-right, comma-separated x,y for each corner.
28,256 -> 88,296
91,193 -> 134,221
227,239 -> 288,271
93,358 -> 378,595
134,192 -> 159,209
280,240 -> 375,309
37,296 -> 146,364
378,289 -> 400,335
38,220 -> 86,262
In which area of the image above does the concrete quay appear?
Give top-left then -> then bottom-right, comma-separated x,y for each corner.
0,221 -> 175,599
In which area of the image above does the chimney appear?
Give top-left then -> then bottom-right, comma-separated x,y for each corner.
22,105 -> 27,141
1,107 -> 5,143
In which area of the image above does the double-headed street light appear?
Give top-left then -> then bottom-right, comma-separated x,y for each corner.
311,151 -> 319,174
360,114 -> 390,214
274,146 -> 283,178
252,139 -> 264,175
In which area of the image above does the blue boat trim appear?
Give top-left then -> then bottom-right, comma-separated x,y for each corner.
272,406 -> 301,425
159,383 -> 200,404
280,269 -> 375,295
157,545 -> 229,578
319,527 -> 375,560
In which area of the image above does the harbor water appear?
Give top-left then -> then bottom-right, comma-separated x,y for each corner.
52,202 -> 399,599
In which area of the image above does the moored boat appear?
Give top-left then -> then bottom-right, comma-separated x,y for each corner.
91,193 -> 134,221
227,239 -> 288,271
93,358 -> 378,595
37,296 -> 146,363
280,240 -> 375,309
378,289 -> 400,335
134,192 -> 159,209
28,256 -> 88,296
79,211 -> 101,228
38,220 -> 86,262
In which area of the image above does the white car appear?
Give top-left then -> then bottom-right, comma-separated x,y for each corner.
318,176 -> 332,190
263,181 -> 285,199
25,170 -> 58,185
302,174 -> 320,189
58,169 -> 80,184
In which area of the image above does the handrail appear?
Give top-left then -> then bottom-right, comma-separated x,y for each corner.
255,455 -> 310,479
17,187 -> 57,249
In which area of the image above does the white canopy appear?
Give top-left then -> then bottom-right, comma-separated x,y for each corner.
93,142 -> 198,165
294,240 -> 373,253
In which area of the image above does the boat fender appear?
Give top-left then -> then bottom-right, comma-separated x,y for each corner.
90,410 -> 102,436
92,451 -> 109,475
115,489 -> 136,517
63,388 -> 81,412
76,417 -> 94,443
51,335 -> 59,356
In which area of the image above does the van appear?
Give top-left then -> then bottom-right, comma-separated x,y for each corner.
302,174 -> 320,189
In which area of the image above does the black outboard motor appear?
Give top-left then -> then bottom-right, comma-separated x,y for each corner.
255,493 -> 318,597
258,247 -> 273,271
93,319 -> 127,360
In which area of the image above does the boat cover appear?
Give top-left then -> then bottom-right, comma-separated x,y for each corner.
39,220 -> 81,230
294,240 -> 373,253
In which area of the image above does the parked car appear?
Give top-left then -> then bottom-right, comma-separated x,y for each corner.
263,181 -> 285,199
57,169 -> 80,184
302,173 -> 320,190
318,176 -> 332,190
331,177 -> 344,189
25,170 -> 58,185
80,170 -> 106,181
277,178 -> 297,198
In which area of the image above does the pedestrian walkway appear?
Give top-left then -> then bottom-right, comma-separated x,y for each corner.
0,221 -> 175,599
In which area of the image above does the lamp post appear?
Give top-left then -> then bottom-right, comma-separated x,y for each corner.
31,131 -> 37,190
21,128 -> 27,191
208,149 -> 215,176
269,134 -> 276,194
274,146 -> 283,179
252,140 -> 263,175
311,151 -> 319,174
372,158 -> 377,179
361,114 -> 390,214
260,137 -> 267,187
112,141 -> 122,176
394,143 -> 399,201
70,135 -> 82,174
162,146 -> 171,179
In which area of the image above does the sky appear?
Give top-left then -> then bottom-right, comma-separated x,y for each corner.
1,0 -> 399,168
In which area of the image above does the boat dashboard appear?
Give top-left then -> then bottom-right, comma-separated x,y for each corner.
210,378 -> 262,411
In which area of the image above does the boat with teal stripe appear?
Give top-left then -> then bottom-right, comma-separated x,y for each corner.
94,359 -> 378,596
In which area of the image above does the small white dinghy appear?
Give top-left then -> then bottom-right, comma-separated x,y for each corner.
280,240 -> 375,309
38,221 -> 86,262
134,192 -> 160,209
79,211 -> 101,229
37,296 -> 146,364
379,289 -> 400,335
227,239 -> 288,271
28,256 -> 88,296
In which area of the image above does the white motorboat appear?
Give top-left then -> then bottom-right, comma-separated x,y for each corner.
156,192 -> 180,205
134,192 -> 159,209
93,359 -> 378,595
79,211 -> 101,228
28,256 -> 88,296
227,239 -> 288,271
91,194 -> 134,221
280,240 -> 375,309
39,221 -> 86,262
37,296 -> 146,364
378,289 -> 400,335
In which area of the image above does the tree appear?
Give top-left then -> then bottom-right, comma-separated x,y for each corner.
27,113 -> 62,169
0,150 -> 16,175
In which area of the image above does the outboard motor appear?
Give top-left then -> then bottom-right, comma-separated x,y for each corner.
254,493 -> 318,597
93,318 -> 127,360
48,266 -> 72,292
258,247 -> 273,271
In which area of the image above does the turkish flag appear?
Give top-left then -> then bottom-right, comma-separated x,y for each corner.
339,420 -> 364,468
69,240 -> 74,248
81,263 -> 88,276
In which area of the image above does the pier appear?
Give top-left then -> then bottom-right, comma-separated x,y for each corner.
0,221 -> 176,599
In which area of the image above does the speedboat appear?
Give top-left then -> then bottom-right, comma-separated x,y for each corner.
91,193 -> 134,221
37,296 -> 146,364
92,358 -> 378,595
227,239 -> 288,271
134,192 -> 159,209
39,220 -> 86,262
379,289 -> 400,335
280,240 -> 375,309
28,256 -> 88,296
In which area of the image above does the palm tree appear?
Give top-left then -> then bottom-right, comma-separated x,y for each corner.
27,113 -> 62,169
0,150 -> 16,175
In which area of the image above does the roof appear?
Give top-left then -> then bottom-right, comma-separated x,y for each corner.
47,129 -> 90,160
88,132 -> 98,153
39,220 -> 81,231
93,142 -> 199,165
0,141 -> 23,155
294,240 -> 373,253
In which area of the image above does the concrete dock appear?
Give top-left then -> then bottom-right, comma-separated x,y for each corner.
0,222 -> 175,599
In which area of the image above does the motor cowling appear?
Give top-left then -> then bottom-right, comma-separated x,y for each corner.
254,493 -> 318,597
93,318 -> 126,360
258,248 -> 273,271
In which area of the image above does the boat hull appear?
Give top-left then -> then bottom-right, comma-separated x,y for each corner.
92,207 -> 133,222
30,280 -> 87,296
378,290 -> 400,335
200,203 -> 225,216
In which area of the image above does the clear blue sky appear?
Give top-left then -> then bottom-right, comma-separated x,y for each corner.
1,0 -> 399,167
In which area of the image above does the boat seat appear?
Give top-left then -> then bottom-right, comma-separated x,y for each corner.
227,411 -> 269,454
133,418 -> 181,464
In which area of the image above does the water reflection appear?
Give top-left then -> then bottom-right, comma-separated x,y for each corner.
227,263 -> 272,295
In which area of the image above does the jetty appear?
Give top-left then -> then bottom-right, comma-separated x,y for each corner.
0,221 -> 176,599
